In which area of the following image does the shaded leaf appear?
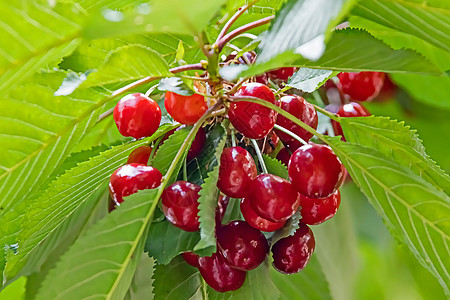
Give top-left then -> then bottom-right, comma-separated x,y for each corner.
287,68 -> 335,93
262,154 -> 288,180
124,254 -> 155,300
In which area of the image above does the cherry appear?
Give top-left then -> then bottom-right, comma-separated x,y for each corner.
322,79 -> 345,104
337,72 -> 385,102
240,197 -> 286,232
255,74 -> 269,85
288,144 -> 345,198
216,220 -> 269,271
375,74 -> 397,102
113,93 -> 161,139
331,102 -> 371,138
164,91 -> 207,125
215,194 -> 230,225
197,253 -> 246,292
299,190 -> 341,225
248,174 -> 300,222
229,83 -> 277,139
217,147 -> 257,198
182,252 -> 199,268
275,95 -> 318,150
267,67 -> 296,83
161,181 -> 202,232
271,223 -> 315,274
276,147 -> 291,166
109,163 -> 162,206
127,145 -> 153,164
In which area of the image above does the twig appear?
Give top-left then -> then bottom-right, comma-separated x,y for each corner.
216,1 -> 259,43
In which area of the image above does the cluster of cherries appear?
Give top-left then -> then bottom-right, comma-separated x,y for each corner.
107,51 -> 389,292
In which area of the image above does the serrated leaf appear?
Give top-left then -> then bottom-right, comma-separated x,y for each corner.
124,254 -> 155,300
327,138 -> 450,295
193,127 -> 227,255
158,77 -> 194,96
35,189 -> 159,300
4,125 -> 175,282
145,220 -> 200,265
287,68 -> 335,93
262,154 -> 288,180
339,116 -> 450,195
270,211 -> 302,244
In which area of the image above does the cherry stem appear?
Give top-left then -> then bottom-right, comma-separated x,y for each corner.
216,15 -> 275,52
216,0 -> 259,43
274,85 -> 292,96
230,128 -> 237,147
182,159 -> 188,181
312,103 -> 339,121
228,76 -> 251,95
273,124 -> 307,146
251,139 -> 268,174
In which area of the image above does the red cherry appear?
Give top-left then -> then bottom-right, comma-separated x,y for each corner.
276,147 -> 291,166
271,223 -> 315,274
109,163 -> 162,206
161,181 -> 202,232
164,91 -> 207,125
182,252 -> 199,268
323,79 -> 345,105
331,102 -> 371,138
255,74 -> 269,85
337,72 -> 385,102
197,253 -> 246,292
113,93 -> 161,139
248,174 -> 300,223
216,220 -> 269,271
275,95 -> 318,150
217,147 -> 257,198
127,146 -> 153,164
229,83 -> 277,139
300,190 -> 341,225
375,74 -> 397,102
267,67 -> 296,83
215,194 -> 230,225
288,144 -> 345,198
240,198 -> 286,232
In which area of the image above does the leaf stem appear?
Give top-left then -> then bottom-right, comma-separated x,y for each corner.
216,0 -> 259,43
231,128 -> 237,147
274,85 -> 292,96
183,159 -> 188,181
251,139 -> 268,174
312,103 -> 338,121
273,124 -> 307,145
169,63 -> 205,74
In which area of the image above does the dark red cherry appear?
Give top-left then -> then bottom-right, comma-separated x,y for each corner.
275,95 -> 318,150
300,190 -> 341,225
197,253 -> 246,292
161,181 -> 201,232
164,91 -> 207,125
127,145 -> 153,164
240,198 -> 286,232
271,223 -> 315,274
289,144 -> 345,198
255,74 -> 269,85
215,194 -> 230,225
248,174 -> 300,222
331,102 -> 371,138
276,147 -> 291,166
113,93 -> 162,139
229,83 -> 277,139
109,163 -> 162,206
267,67 -> 296,83
182,252 -> 199,268
337,72 -> 385,102
217,147 -> 257,198
375,74 -> 397,102
216,220 -> 269,271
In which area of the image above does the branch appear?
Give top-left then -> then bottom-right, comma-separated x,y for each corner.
216,1 -> 259,43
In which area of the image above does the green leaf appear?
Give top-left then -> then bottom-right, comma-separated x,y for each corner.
352,0 -> 450,52
339,116 -> 450,195
270,211 -> 302,244
287,68 -> 335,93
158,77 -> 194,96
35,189 -> 158,300
152,256 -> 203,300
4,125 -> 175,282
193,126 -> 227,255
221,197 -> 243,224
262,154 -> 288,180
124,254 -> 155,300
327,138 -> 450,295
145,220 -> 200,265
80,45 -> 172,89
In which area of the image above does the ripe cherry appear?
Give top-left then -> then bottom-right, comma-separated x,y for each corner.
276,147 -> 291,166
255,74 -> 269,85
300,190 -> 341,225
337,72 -> 385,102
127,146 -> 153,164
375,74 -> 397,102
267,67 -> 296,83
248,174 -> 300,223
161,181 -> 202,232
240,197 -> 286,232
275,95 -> 318,150
271,223 -> 315,274
182,252 -> 199,268
229,83 -> 277,139
289,144 -> 345,198
331,102 -> 371,138
164,91 -> 207,125
109,163 -> 162,206
216,220 -> 269,271
217,147 -> 257,198
113,93 -> 161,139
197,253 -> 246,292
215,194 -> 230,225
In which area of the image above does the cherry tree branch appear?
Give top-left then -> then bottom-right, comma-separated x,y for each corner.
216,1 -> 259,43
